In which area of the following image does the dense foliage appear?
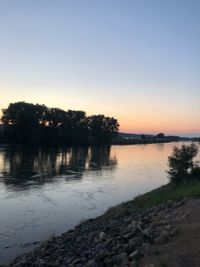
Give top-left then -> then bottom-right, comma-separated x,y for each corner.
167,143 -> 200,183
1,102 -> 119,145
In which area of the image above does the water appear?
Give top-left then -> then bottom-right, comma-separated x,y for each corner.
0,142 -> 199,262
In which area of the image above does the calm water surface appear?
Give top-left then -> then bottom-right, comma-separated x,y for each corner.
0,142 -> 199,262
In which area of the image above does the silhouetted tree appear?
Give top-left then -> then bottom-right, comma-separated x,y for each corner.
156,133 -> 165,138
2,102 -> 43,144
64,110 -> 88,144
88,115 -> 119,144
1,102 -> 119,146
167,143 -> 199,183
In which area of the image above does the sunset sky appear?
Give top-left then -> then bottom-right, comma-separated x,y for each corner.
0,0 -> 199,136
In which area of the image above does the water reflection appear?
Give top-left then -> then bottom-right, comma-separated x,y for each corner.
0,146 -> 117,191
1,142 -> 199,263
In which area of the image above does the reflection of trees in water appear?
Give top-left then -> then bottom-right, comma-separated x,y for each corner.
87,146 -> 117,169
0,146 -> 117,191
156,143 -> 164,151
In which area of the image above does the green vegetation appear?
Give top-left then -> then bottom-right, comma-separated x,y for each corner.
1,102 -> 119,146
102,143 -> 200,218
102,181 -> 200,219
167,143 -> 200,183
134,181 -> 200,209
135,143 -> 200,209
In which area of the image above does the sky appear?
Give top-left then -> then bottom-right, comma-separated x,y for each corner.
0,0 -> 199,137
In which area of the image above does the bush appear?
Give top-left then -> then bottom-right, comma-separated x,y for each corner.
191,165 -> 200,179
167,143 -> 199,183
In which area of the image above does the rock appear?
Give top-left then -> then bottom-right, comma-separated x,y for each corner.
167,200 -> 173,207
157,219 -> 167,226
165,224 -> 172,231
76,236 -> 82,243
165,214 -> 171,220
72,258 -> 83,265
122,243 -> 130,253
141,242 -> 151,255
170,227 -> 178,236
128,220 -> 137,232
99,231 -> 106,241
104,258 -> 114,266
155,230 -> 169,245
111,246 -> 119,254
119,252 -> 129,265
128,239 -> 136,251
85,259 -> 98,267
130,261 -> 137,267
10,259 -> 27,267
105,237 -> 113,245
176,200 -> 184,207
112,254 -> 121,264
181,213 -> 187,219
128,237 -> 141,250
129,250 -> 140,260
124,217 -> 132,223
136,221 -> 143,232
142,228 -> 152,239
94,252 -> 105,262
142,215 -> 150,223
123,232 -> 133,240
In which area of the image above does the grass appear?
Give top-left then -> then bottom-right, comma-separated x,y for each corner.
134,181 -> 200,209
101,180 -> 200,219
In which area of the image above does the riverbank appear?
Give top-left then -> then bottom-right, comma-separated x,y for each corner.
3,181 -> 200,267
0,135 -> 192,147
111,139 -> 172,145
111,135 -> 191,146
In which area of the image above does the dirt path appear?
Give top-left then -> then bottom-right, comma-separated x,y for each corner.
140,198 -> 200,267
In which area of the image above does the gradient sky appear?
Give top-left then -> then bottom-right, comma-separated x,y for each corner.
0,0 -> 199,136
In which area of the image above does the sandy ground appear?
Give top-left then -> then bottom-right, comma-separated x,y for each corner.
139,198 -> 200,267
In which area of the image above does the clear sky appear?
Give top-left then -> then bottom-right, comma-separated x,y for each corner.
0,0 -> 199,136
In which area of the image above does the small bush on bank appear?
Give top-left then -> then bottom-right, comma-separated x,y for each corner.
167,143 -> 200,183
191,165 -> 200,179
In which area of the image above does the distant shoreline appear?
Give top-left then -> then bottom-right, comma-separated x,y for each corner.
0,139 -> 193,149
112,139 -> 174,145
111,138 -> 194,146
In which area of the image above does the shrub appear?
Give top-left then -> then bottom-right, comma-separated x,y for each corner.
167,143 -> 199,183
191,164 -> 200,179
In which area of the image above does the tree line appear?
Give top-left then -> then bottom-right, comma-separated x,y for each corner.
0,102 -> 119,146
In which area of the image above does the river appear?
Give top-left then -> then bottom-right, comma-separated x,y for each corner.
0,142 -> 199,262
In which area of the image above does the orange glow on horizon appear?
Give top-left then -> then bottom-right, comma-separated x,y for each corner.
0,94 -> 199,137
117,114 -> 200,136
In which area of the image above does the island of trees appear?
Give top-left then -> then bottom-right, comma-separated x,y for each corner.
0,102 -> 119,146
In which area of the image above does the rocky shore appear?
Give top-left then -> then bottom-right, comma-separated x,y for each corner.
4,196 -> 194,267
